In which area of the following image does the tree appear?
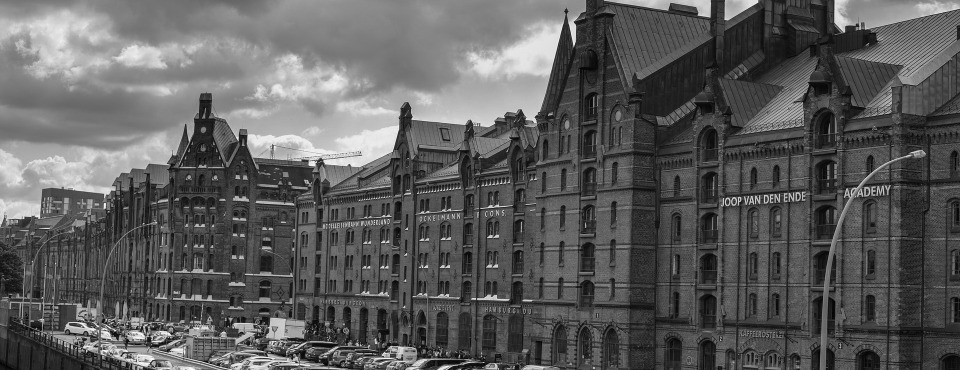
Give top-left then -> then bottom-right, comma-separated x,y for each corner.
0,241 -> 24,295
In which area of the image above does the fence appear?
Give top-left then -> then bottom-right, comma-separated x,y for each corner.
1,317 -> 148,370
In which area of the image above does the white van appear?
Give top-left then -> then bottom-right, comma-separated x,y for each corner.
393,346 -> 418,362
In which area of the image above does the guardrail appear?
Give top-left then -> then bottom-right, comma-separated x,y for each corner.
6,317 -> 147,370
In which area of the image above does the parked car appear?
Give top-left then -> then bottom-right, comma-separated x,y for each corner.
133,354 -> 155,367
207,349 -> 234,364
125,330 -> 147,344
286,340 -> 335,360
519,366 -> 561,370
250,359 -> 293,370
303,342 -> 338,362
354,356 -> 389,370
341,350 -> 380,368
149,359 -> 175,369
319,345 -> 362,365
407,358 -> 467,370
150,330 -> 173,345
64,321 -> 96,336
438,361 -> 487,370
159,338 -> 186,352
169,344 -> 186,357
268,363 -> 308,370
482,364 -> 520,370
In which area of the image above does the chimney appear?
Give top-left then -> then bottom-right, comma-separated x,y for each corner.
199,92 -> 213,119
238,128 -> 248,147
710,0 -> 726,70
821,0 -> 835,36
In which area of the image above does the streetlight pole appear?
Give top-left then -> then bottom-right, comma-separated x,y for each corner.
98,222 -> 157,332
22,227 -> 68,323
818,149 -> 925,370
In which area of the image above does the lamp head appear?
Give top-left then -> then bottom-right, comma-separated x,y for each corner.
909,150 -> 926,159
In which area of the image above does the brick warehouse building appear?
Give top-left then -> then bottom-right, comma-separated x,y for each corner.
296,1 -> 960,369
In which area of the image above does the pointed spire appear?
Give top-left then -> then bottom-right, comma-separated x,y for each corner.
539,9 -> 574,115
172,124 -> 190,163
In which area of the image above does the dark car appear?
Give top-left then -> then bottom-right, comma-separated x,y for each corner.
406,359 -> 467,370
341,350 -> 380,368
444,362 -> 487,370
303,342 -> 338,362
287,341 -> 336,360
319,345 -> 362,365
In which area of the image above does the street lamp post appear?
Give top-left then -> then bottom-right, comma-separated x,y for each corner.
818,149 -> 925,370
97,222 -> 157,332
22,227 -> 68,323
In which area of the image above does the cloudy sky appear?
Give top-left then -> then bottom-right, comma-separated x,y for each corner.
0,0 -> 957,219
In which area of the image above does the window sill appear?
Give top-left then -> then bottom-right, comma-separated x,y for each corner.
579,271 -> 595,276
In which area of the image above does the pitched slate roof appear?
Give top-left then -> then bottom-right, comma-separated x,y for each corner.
932,93 -> 960,116
736,53 -> 817,135
540,12 -> 574,115
719,79 -> 783,127
834,56 -> 902,108
406,120 -> 464,154
606,2 -> 710,84
211,118 -> 239,164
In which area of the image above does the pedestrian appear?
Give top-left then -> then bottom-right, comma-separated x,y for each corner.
123,335 -> 129,349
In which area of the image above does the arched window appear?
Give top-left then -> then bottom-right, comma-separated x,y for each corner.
699,340 -> 716,370
866,155 -> 875,172
749,167 -> 758,189
560,206 -> 567,228
559,241 -> 565,265
813,297 -> 837,334
610,202 -> 617,226
579,281 -> 595,308
481,315 -> 497,351
701,128 -> 718,162
950,201 -> 960,231
701,172 -> 718,202
772,252 -> 782,278
665,338 -> 682,370
952,297 -> 960,323
611,162 -> 619,184
748,208 -> 760,238
864,201 -> 877,233
602,329 -> 619,369
259,281 -> 271,298
539,278 -> 545,298
560,169 -> 568,190
580,244 -> 596,273
513,219 -> 524,243
814,251 -> 837,285
542,140 -> 549,161
672,214 -> 682,241
772,165 -> 781,188
816,160 -> 838,194
673,176 -> 681,196
582,167 -> 597,196
951,250 -> 960,277
672,254 -> 681,276
815,112 -> 837,148
507,314 -> 524,352
770,207 -> 782,237
771,293 -> 781,317
866,250 -> 877,277
581,205 -> 596,233
461,281 -> 472,303
747,293 -> 758,317
951,151 -> 960,178
816,206 -> 838,239
748,252 -> 759,279
577,327 -> 593,365
541,172 -> 548,193
434,312 -> 448,347
512,251 -> 524,275
742,350 -> 760,368
584,93 -> 599,121
700,295 -> 717,329
557,278 -> 564,299
943,355 -> 960,370
701,213 -> 718,243
552,325 -> 568,364
463,223 -> 473,245
583,130 -> 598,158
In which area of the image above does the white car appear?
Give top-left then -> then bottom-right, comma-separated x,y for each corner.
170,344 -> 187,357
133,354 -> 155,367
100,329 -> 114,341
151,330 -> 173,344
230,356 -> 272,370
249,360 -> 293,370
64,322 -> 95,336
125,331 -> 146,344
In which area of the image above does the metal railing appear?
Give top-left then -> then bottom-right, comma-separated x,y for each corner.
8,318 -> 147,370
816,133 -> 836,148
583,145 -> 597,159
817,178 -> 837,194
702,188 -> 718,203
700,270 -> 717,285
702,149 -> 718,162
816,224 -> 836,239
581,220 -> 596,234
582,182 -> 597,196
701,230 -> 718,243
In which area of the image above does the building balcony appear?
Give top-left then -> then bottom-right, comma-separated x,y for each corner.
582,182 -> 597,197
816,133 -> 836,149
816,224 -> 836,239
702,189 -> 718,203
702,149 -> 718,162
817,178 -> 837,194
700,270 -> 717,285
582,146 -> 597,159
581,220 -> 596,234
701,230 -> 718,244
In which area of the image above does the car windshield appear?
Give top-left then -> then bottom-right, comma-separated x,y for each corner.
154,360 -> 172,366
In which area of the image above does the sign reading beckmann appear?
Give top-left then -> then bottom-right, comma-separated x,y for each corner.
321,217 -> 391,230
720,185 -> 893,207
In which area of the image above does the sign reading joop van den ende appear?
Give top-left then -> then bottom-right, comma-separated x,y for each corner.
719,185 -> 892,207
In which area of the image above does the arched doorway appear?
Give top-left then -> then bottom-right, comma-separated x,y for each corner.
812,348 -> 835,370
416,311 -> 427,345
552,325 -> 568,365
577,327 -> 593,366
601,329 -> 619,369
358,308 -> 369,344
699,340 -> 716,370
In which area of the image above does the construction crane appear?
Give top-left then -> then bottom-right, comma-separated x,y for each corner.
261,144 -> 362,161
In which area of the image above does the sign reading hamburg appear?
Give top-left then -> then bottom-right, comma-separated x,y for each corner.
719,185 -> 893,207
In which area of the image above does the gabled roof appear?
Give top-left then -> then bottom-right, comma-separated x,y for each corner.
174,125 -> 189,161
406,120 -> 464,155
834,56 -> 902,108
540,11 -> 574,115
211,118 -> 239,164
932,93 -> 960,116
606,2 -> 710,83
719,79 -> 783,128
420,162 -> 461,181
736,53 -> 818,135
322,164 -> 364,188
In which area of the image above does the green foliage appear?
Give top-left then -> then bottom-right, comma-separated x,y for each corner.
0,241 -> 24,295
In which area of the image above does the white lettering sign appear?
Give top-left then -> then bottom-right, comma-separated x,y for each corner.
321,217 -> 391,230
417,212 -> 463,223
482,209 -> 507,218
843,185 -> 891,199
720,191 -> 807,207
739,329 -> 784,339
